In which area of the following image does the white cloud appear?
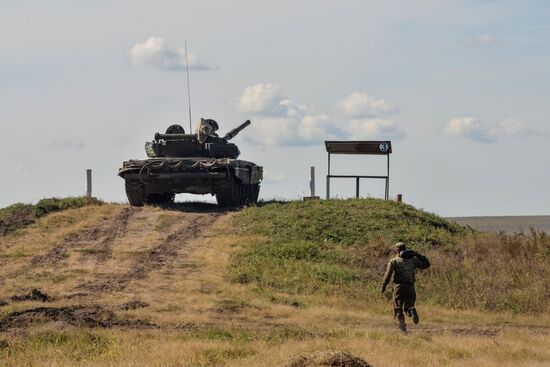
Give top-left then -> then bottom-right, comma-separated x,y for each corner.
462,33 -> 495,47
444,116 -> 495,143
298,115 -> 332,141
345,119 -> 406,140
49,138 -> 85,149
238,83 -> 291,116
488,118 -> 546,138
238,83 -> 334,145
243,114 -> 336,146
238,84 -> 406,146
130,37 -> 216,71
337,92 -> 398,118
238,83 -> 308,118
445,116 -> 546,143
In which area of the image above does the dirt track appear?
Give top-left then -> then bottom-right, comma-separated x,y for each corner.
0,205 -> 227,331
0,305 -> 157,330
30,207 -> 140,267
76,210 -> 223,293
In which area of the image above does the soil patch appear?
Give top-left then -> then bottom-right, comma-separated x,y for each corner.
118,300 -> 149,310
0,305 -> 157,331
63,292 -> 88,300
287,351 -> 372,367
30,207 -> 139,266
77,212 -> 222,293
10,288 -> 49,302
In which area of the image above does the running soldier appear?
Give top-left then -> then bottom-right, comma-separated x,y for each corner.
381,242 -> 430,331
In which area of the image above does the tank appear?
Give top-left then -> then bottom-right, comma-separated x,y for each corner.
118,118 -> 263,207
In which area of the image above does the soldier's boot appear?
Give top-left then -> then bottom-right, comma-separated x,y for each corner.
394,308 -> 406,332
408,307 -> 419,324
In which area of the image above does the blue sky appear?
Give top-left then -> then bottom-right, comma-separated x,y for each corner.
1,0 -> 549,216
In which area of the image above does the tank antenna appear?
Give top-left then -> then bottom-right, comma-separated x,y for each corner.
184,41 -> 192,132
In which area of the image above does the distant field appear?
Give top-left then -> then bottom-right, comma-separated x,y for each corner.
447,216 -> 550,233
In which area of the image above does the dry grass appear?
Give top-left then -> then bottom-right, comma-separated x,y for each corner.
0,202 -> 549,366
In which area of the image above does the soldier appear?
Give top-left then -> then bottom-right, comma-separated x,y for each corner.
195,118 -> 219,143
381,242 -> 430,331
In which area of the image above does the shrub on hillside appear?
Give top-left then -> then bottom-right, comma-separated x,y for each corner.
0,197 -> 103,236
34,197 -> 102,217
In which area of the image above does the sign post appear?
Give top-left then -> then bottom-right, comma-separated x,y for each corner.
325,141 -> 392,200
86,169 -> 92,197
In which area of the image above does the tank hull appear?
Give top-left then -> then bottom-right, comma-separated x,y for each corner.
118,157 -> 262,207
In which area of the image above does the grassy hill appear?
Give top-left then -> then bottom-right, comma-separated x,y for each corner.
233,199 -> 549,312
0,198 -> 548,367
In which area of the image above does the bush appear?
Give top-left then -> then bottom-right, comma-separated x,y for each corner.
0,197 -> 103,236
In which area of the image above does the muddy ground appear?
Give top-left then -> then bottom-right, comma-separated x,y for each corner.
0,204 -> 226,332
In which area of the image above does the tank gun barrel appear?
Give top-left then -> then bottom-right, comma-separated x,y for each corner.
222,120 -> 251,141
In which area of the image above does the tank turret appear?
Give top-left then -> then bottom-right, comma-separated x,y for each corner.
145,119 -> 252,159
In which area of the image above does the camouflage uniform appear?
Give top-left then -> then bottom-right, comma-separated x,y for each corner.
381,243 -> 430,329
195,118 -> 219,143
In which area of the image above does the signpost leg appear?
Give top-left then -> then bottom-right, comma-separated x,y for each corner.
326,153 -> 331,199
310,166 -> 316,197
86,169 -> 92,197
386,154 -> 390,200
355,177 -> 360,198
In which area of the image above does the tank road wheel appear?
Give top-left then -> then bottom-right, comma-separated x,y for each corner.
125,179 -> 147,207
216,179 -> 260,208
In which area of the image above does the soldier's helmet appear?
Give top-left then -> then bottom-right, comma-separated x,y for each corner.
394,242 -> 407,253
203,119 -> 219,132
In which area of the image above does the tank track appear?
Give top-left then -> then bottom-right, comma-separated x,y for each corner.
216,178 -> 260,207
125,179 -> 174,206
125,179 -> 147,206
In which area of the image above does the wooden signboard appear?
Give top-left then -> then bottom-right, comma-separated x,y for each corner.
325,141 -> 392,155
325,140 -> 392,200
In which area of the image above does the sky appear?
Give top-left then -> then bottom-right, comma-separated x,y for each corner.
1,0 -> 549,216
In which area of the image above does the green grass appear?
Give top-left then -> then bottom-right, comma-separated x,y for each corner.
238,199 -> 464,246
0,330 -> 114,364
0,197 -> 103,236
230,199 -> 550,313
